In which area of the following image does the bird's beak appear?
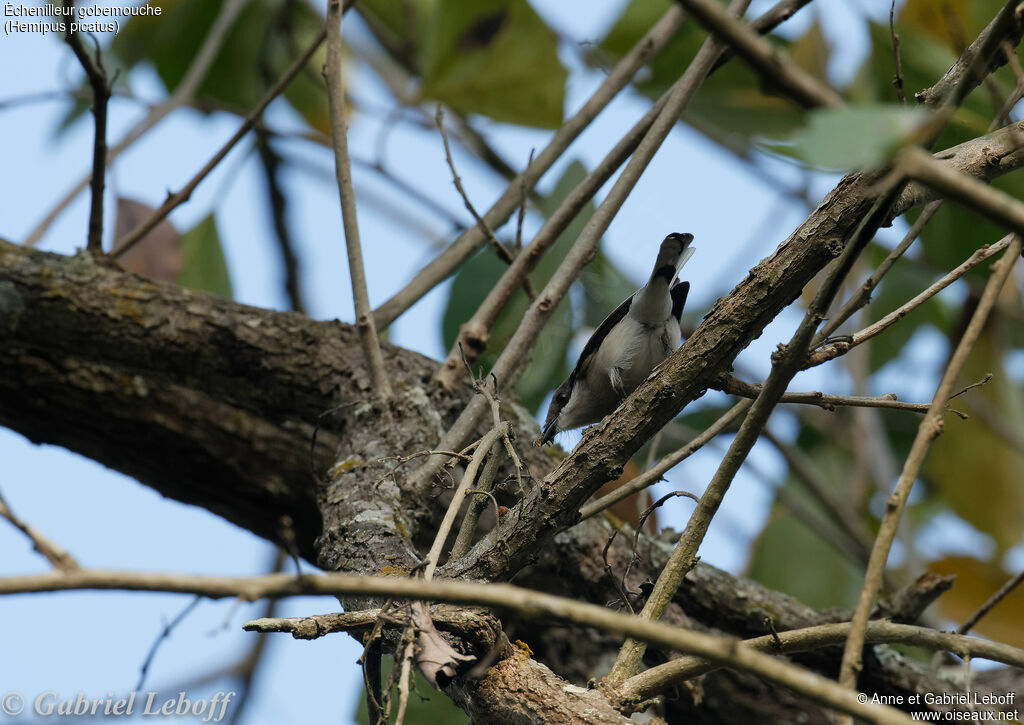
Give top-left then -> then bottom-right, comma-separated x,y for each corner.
540,418 -> 558,445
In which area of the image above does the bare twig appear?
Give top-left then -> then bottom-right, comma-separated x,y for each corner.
393,625 -> 415,725
807,234 -> 1015,369
0,490 -> 79,571
837,237 -> 1021,693
898,145 -> 1024,239
607,173 -> 906,683
371,5 -> 687,329
110,24 -> 328,258
450,448 -> 503,560
676,0 -> 844,108
136,596 -> 201,690
63,0 -> 112,255
514,150 -> 533,252
411,1 -> 753,500
244,606 -> 488,640
256,133 -> 306,313
889,0 -> 906,105
814,200 -> 944,346
26,0 -> 252,247
957,568 -> 1024,635
578,399 -> 751,521
436,106 -> 535,300
324,0 -> 391,401
915,0 -> 1024,108
718,375 -> 964,417
424,423 -> 509,580
0,568 -> 918,725
760,429 -> 876,567
990,41 -> 1024,129
618,618 -> 1024,705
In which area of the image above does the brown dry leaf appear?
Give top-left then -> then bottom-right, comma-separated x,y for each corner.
410,601 -> 475,689
929,555 -> 1024,648
114,198 -> 183,282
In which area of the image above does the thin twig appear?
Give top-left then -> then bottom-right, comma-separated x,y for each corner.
411,0 -> 751,495
915,0 -> 1024,108
618,618 -> 1024,705
436,106 -> 535,300
958,568 -> 1024,635
63,1 -> 112,255
423,423 -> 509,581
676,0 -> 844,108
760,429 -> 876,567
110,23 -> 328,258
718,375 -> 966,417
514,150 -> 533,252
990,41 -> 1024,129
807,234 -> 1014,368
0,490 -> 79,571
26,0 -> 252,247
136,596 -> 202,690
889,0 -> 906,105
394,625 -> 415,725
836,237 -> 1021,693
450,448 -> 504,560
256,133 -> 306,313
607,174 -> 906,683
0,568 -> 934,724
325,0 -> 391,401
578,399 -> 751,521
814,199 -> 944,346
898,145 -> 1024,241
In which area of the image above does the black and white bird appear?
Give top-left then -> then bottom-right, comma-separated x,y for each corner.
540,232 -> 694,445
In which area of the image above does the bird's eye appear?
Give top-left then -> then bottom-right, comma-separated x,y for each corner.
557,392 -> 568,404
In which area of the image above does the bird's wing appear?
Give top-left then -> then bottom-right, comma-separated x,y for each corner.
569,293 -> 634,382
671,280 -> 689,322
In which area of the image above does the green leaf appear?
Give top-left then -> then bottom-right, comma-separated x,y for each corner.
759,104 -> 930,171
354,657 -> 468,724
442,159 -> 614,412
533,161 -> 637,329
420,0 -> 566,128
746,483 -> 863,610
60,0 -> 326,132
597,0 -> 813,138
177,214 -> 233,298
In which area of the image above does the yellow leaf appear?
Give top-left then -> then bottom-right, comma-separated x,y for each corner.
929,556 -> 1024,648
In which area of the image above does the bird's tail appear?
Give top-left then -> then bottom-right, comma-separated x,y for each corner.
649,232 -> 694,285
